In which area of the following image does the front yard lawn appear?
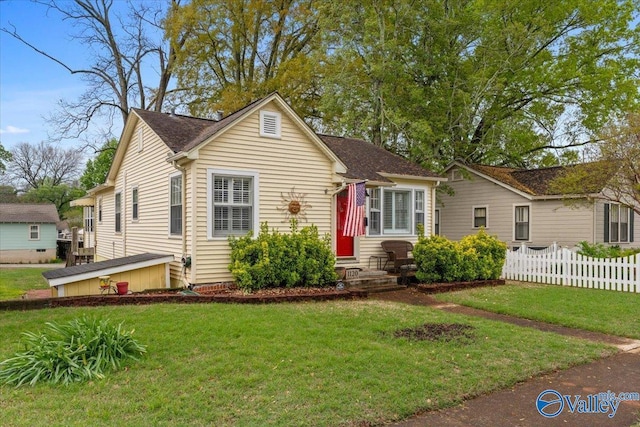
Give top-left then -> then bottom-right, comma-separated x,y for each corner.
435,282 -> 640,339
0,301 -> 614,426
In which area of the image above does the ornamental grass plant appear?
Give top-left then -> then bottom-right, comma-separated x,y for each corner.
0,316 -> 146,386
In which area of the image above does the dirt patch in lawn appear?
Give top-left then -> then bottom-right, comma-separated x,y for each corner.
393,323 -> 476,344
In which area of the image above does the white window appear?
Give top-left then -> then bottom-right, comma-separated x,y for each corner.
260,111 -> 281,138
29,225 -> 40,240
473,206 -> 487,228
85,207 -> 94,233
212,175 -> 253,236
132,187 -> 139,221
137,128 -> 144,152
606,203 -> 632,243
383,189 -> 411,234
170,175 -> 182,236
415,190 -> 425,234
514,205 -> 530,241
115,192 -> 122,233
368,188 -> 381,235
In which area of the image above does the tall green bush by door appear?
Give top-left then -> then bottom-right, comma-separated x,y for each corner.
229,220 -> 337,291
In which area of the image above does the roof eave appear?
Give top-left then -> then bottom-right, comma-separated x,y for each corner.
378,172 -> 447,183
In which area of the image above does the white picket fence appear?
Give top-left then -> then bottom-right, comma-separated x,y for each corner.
502,243 -> 639,293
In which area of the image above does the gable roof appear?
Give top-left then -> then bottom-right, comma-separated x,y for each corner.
118,93 -> 442,185
449,161 -> 611,198
318,134 -> 443,183
0,203 -> 59,224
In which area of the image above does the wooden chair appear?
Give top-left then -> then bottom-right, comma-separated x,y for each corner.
380,240 -> 414,272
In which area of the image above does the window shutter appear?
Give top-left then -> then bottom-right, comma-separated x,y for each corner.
603,203 -> 609,243
630,210 -> 635,242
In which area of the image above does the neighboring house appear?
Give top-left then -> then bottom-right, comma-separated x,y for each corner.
438,161 -> 638,249
0,203 -> 59,263
78,93 -> 445,287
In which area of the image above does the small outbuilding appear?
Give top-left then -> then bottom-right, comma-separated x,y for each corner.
42,253 -> 174,297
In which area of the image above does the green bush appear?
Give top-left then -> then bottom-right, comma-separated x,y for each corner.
576,241 -> 640,258
229,220 -> 337,291
460,228 -> 507,280
413,228 -> 507,283
0,316 -> 146,386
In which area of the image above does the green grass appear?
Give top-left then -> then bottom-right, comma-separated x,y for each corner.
0,301 -> 614,426
435,282 -> 640,339
0,268 -> 51,300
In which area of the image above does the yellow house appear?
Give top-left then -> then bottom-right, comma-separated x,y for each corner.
61,93 -> 445,291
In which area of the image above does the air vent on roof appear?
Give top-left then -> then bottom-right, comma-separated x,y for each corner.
260,111 -> 281,138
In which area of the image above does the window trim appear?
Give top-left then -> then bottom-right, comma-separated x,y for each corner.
85,206 -> 94,233
169,173 -> 182,237
451,169 -> 464,181
383,188 -> 412,234
259,110 -> 281,138
115,191 -> 122,233
434,208 -> 440,235
414,190 -> 425,234
513,204 -> 531,242
98,197 -> 103,223
28,224 -> 40,240
368,188 -> 381,236
207,168 -> 259,240
131,186 -> 139,222
472,205 -> 488,228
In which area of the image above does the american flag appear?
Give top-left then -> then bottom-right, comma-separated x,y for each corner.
343,182 -> 366,236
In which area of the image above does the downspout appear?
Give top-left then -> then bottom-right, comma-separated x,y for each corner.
172,160 -> 190,288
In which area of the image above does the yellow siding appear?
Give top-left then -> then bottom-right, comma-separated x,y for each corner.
57,263 -> 167,297
94,118 -> 185,286
191,102 -> 335,283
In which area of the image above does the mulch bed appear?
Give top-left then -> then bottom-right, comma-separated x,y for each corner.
0,287 -> 367,311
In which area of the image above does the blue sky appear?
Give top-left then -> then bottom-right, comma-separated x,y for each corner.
0,0 -> 127,151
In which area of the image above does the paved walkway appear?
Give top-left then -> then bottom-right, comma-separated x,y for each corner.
373,288 -> 640,427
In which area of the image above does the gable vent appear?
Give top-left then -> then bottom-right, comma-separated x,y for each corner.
260,111 -> 281,138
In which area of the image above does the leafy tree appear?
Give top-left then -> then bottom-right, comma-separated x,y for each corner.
165,0 -> 324,118
0,143 -> 11,173
319,0 -> 640,169
1,0 -> 185,147
80,139 -> 118,190
0,185 -> 19,203
21,179 -> 86,220
550,113 -> 640,215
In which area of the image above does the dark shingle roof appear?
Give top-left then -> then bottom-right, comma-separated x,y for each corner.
318,134 -> 442,182
0,203 -> 59,223
131,97 -> 265,153
42,253 -> 173,280
466,162 -> 612,196
133,102 -> 442,183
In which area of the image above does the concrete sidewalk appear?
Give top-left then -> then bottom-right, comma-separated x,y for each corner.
374,289 -> 640,427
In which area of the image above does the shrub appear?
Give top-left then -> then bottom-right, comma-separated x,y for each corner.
460,228 -> 507,280
229,220 -> 337,291
0,316 -> 146,386
414,234 -> 463,283
576,241 -> 640,258
413,228 -> 506,283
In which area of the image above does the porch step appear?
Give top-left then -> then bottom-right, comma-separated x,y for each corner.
342,273 -> 406,293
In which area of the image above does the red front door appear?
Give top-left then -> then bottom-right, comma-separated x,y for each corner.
336,190 -> 354,257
